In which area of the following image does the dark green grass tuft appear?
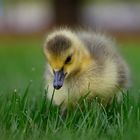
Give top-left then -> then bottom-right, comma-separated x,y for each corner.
0,84 -> 140,140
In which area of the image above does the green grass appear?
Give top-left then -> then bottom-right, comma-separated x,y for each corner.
0,38 -> 140,140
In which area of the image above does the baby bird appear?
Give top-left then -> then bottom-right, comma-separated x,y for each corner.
44,28 -> 130,109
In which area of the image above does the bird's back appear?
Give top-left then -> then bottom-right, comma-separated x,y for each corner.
76,31 -> 118,61
76,30 -> 130,89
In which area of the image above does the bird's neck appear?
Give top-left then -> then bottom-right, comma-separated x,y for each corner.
81,44 -> 91,61
66,47 -> 92,81
76,45 -> 92,75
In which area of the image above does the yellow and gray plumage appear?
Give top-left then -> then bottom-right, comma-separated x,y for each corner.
44,28 -> 130,109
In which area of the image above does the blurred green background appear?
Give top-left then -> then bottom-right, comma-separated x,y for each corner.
0,39 -> 140,93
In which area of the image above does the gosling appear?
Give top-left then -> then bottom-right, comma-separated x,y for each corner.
44,28 -> 130,109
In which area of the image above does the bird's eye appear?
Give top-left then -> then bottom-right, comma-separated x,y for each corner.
65,55 -> 72,64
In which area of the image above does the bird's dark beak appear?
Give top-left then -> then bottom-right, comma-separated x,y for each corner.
53,69 -> 65,90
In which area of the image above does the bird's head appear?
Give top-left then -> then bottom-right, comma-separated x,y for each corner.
44,29 -> 85,90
